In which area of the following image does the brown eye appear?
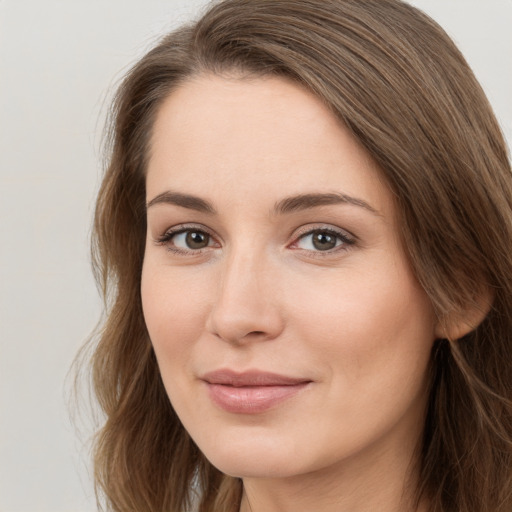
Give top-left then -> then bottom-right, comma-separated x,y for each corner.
311,231 -> 337,251
185,231 -> 210,249
294,227 -> 354,253
159,229 -> 214,251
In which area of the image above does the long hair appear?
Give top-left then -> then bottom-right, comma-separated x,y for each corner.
86,1 -> 512,510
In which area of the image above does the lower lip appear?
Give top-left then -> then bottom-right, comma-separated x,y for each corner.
205,382 -> 310,414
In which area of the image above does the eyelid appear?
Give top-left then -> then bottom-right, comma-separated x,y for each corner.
292,223 -> 355,240
155,222 -> 212,239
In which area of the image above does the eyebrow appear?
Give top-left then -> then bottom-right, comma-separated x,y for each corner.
146,190 -> 379,216
274,192 -> 380,216
146,191 -> 216,213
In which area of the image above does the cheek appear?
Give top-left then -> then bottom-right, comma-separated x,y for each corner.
141,262 -> 209,362
283,263 -> 435,463
287,257 -> 435,388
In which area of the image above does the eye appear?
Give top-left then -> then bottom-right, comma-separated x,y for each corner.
293,228 -> 354,252
173,230 -> 211,250
155,225 -> 218,253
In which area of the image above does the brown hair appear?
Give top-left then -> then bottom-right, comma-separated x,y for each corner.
85,1 -> 512,510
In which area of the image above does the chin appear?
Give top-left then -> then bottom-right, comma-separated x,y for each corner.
207,453 -> 298,479
196,428 -> 308,479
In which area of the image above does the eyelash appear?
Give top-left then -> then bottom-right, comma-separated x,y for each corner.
154,224 -> 356,256
155,224 -> 218,255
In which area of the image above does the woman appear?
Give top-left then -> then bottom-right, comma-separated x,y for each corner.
86,0 -> 512,511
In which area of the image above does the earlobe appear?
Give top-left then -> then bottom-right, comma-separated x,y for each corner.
434,287 -> 494,340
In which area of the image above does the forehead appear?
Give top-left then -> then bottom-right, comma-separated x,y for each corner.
147,74 -> 392,217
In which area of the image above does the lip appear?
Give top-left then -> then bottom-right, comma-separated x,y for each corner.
201,369 -> 312,414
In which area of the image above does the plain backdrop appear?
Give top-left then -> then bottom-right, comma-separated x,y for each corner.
0,1 -> 510,511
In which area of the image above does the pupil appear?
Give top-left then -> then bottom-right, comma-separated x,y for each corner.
313,231 -> 336,251
186,231 -> 209,249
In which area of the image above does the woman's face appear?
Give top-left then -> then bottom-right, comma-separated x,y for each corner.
142,75 -> 438,480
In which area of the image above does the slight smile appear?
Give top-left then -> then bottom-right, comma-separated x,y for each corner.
201,370 -> 313,414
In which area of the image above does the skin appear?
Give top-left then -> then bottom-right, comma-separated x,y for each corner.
141,74 -> 438,512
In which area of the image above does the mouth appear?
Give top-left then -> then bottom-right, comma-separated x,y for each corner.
200,369 -> 312,414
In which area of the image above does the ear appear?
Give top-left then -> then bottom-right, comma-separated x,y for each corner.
434,287 -> 494,340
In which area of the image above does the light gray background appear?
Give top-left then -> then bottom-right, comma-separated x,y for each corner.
0,1 -> 510,511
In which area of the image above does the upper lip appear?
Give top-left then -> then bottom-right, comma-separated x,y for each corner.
201,369 -> 311,387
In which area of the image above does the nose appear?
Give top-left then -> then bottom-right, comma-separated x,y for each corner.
205,248 -> 284,345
